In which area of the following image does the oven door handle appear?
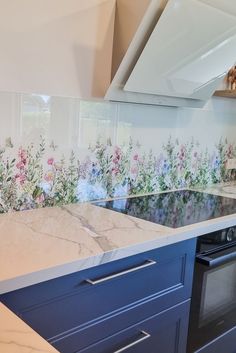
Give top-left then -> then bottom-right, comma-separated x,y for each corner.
196,246 -> 236,267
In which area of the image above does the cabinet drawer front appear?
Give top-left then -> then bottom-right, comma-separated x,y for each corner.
73,300 -> 190,353
52,298 -> 190,353
1,239 -> 196,340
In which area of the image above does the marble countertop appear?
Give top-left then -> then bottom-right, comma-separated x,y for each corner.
1,182 -> 236,353
0,302 -> 59,353
2,183 -> 236,294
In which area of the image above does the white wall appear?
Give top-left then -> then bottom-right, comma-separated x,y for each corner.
0,0 -> 115,98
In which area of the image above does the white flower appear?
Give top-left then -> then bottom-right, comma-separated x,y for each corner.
113,183 -> 128,197
76,180 -> 107,201
39,182 -> 51,194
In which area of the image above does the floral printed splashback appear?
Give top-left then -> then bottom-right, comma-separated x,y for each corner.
0,92 -> 236,213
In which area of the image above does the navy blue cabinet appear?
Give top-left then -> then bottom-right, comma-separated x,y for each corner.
53,300 -> 191,353
73,300 -> 191,353
1,238 -> 196,353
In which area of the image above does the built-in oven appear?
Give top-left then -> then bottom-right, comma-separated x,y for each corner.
187,226 -> 236,352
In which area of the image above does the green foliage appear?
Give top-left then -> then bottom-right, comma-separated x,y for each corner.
0,135 -> 235,213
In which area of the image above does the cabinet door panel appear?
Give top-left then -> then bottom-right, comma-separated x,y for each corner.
52,297 -> 188,353
76,300 -> 190,353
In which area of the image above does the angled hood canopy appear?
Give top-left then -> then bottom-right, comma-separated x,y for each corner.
106,0 -> 236,107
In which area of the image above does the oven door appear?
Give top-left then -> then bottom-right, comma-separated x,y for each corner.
187,245 -> 236,352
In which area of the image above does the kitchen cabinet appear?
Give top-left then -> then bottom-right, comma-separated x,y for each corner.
1,238 -> 196,353
73,300 -> 190,353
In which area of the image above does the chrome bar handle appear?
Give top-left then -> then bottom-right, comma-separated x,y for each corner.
113,331 -> 151,353
85,259 -> 156,285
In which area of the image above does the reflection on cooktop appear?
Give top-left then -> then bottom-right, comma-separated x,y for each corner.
94,190 -> 236,228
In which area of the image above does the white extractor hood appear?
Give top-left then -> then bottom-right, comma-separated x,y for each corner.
105,0 -> 236,107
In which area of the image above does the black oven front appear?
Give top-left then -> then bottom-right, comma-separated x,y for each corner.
187,227 -> 236,352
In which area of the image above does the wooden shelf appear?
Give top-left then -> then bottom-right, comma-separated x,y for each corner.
214,90 -> 236,98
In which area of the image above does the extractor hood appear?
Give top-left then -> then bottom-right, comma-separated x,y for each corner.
105,0 -> 236,107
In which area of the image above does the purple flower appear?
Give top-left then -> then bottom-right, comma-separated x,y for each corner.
47,158 -> 54,165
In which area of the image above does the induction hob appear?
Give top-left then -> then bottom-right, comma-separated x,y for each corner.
94,190 -> 236,228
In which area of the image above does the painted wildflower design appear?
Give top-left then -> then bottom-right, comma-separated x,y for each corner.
0,136 -> 235,213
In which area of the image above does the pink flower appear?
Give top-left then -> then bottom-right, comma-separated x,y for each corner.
114,146 -> 121,157
112,167 -> 119,175
133,154 -> 139,161
44,171 -> 54,182
36,194 -> 45,204
16,161 -> 24,169
113,154 -> 120,162
16,147 -> 27,170
47,158 -> 54,165
18,148 -> 27,160
114,146 -> 120,152
112,157 -> 119,164
15,174 -> 26,185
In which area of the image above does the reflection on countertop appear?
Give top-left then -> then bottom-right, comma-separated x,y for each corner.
95,190 -> 236,228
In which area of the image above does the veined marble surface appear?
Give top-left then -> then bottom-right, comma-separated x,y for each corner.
1,182 -> 236,353
0,303 -> 59,353
1,183 -> 236,294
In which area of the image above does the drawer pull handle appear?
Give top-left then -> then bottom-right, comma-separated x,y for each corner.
113,330 -> 151,353
85,259 -> 156,285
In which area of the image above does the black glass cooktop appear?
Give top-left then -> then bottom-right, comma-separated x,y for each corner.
94,190 -> 236,228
